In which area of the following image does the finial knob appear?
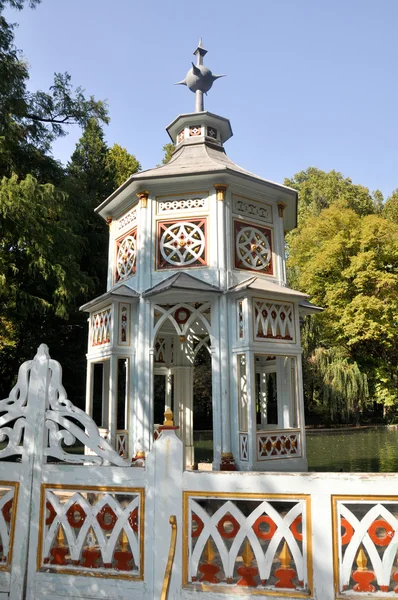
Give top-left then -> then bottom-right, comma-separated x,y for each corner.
176,39 -> 225,112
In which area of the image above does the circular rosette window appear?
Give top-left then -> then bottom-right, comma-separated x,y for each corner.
159,220 -> 206,268
235,222 -> 273,273
116,232 -> 137,280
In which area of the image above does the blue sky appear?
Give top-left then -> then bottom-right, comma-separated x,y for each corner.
6,0 -> 398,198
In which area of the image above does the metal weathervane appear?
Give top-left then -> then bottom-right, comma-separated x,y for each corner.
176,38 -> 225,113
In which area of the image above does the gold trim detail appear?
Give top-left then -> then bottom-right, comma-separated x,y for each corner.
277,202 -> 287,218
137,190 -> 149,208
37,484 -> 145,581
214,184 -> 228,201
160,515 -> 177,600
106,216 -> 113,228
163,407 -> 174,427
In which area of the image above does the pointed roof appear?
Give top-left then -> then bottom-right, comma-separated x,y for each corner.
143,272 -> 221,297
80,284 -> 139,312
228,276 -> 308,299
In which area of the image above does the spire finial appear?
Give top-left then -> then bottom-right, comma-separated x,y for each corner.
175,39 -> 225,112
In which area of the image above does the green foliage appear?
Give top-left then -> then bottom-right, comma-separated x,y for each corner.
0,173 -> 89,317
285,167 -> 381,224
107,143 -> 140,187
287,180 -> 398,422
308,347 -> 369,422
160,142 -> 175,165
383,189 -> 398,224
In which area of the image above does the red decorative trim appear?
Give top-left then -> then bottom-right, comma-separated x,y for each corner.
217,514 -> 240,539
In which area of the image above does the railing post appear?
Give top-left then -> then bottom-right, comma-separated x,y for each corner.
9,345 -> 50,600
146,417 -> 183,600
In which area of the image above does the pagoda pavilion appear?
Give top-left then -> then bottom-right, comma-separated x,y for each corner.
81,41 -> 320,471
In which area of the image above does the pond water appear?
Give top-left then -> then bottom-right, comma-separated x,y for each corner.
306,427 -> 398,473
195,427 -> 398,472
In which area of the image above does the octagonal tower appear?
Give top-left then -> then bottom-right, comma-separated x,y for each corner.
81,41 -> 320,471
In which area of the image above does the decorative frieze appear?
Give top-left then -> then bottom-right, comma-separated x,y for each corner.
184,492 -> 310,593
234,220 -> 273,274
117,205 -> 137,233
158,218 -> 207,269
157,196 -> 207,213
253,299 -> 294,342
39,486 -> 143,578
232,194 -> 273,224
92,307 -> 112,346
257,430 -> 301,460
333,496 -> 398,595
116,227 -> 137,282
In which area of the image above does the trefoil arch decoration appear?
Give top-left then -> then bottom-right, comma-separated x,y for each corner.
234,220 -> 273,274
152,302 -> 212,344
158,218 -> 207,269
116,227 -> 137,282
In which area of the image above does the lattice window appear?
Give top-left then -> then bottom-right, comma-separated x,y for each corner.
92,307 -> 112,346
39,486 -> 143,578
118,304 -> 130,345
333,497 -> 398,595
234,220 -> 273,274
115,228 -> 137,282
116,431 -> 128,457
253,299 -> 294,342
154,338 -> 166,363
185,493 -> 311,593
158,219 -> 207,269
239,433 -> 248,461
257,430 -> 301,460
237,300 -> 244,339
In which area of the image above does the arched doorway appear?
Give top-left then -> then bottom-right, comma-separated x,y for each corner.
151,301 -> 213,468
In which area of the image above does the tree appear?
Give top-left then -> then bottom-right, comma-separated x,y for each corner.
160,143 -> 175,165
0,11 -> 108,181
107,143 -> 140,187
383,189 -> 398,224
288,201 -> 398,421
285,167 -> 381,224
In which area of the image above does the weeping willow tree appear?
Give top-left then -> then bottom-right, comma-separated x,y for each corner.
308,347 -> 369,423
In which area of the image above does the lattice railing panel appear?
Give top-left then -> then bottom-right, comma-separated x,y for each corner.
334,497 -> 398,595
39,487 -> 143,579
0,485 -> 17,570
253,299 -> 294,342
184,493 -> 311,595
91,307 -> 112,346
257,430 -> 301,461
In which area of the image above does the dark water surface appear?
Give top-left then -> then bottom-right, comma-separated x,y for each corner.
306,427 -> 398,472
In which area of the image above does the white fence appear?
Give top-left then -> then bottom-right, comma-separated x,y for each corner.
1,347 -> 398,599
